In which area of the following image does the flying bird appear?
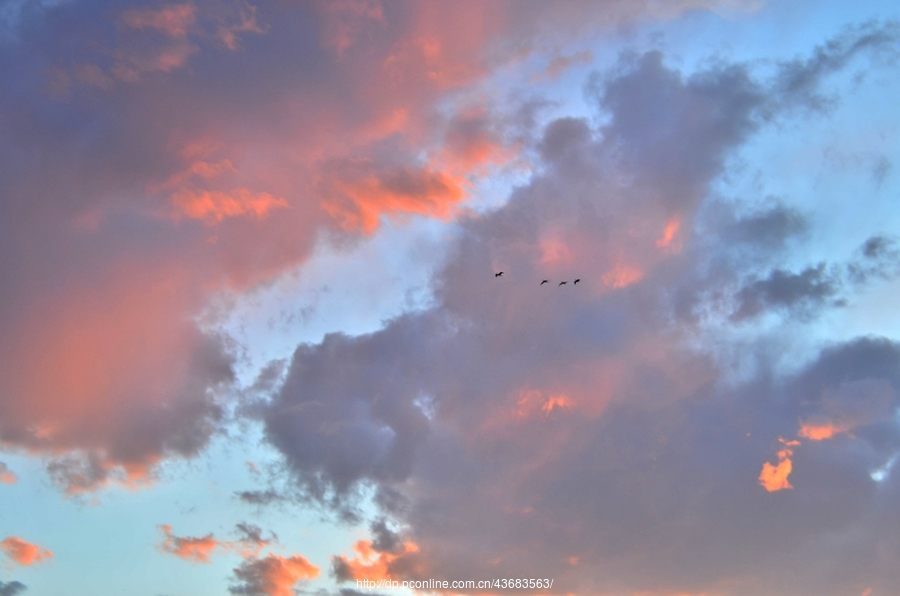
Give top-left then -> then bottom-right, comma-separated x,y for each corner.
540,280 -> 548,285
495,272 -> 503,277
574,278 -> 581,285
558,281 -> 567,286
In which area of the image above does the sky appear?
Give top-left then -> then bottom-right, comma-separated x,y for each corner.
1,1 -> 900,595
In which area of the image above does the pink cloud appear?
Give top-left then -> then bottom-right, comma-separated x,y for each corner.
122,4 -> 197,38
157,523 -> 276,563
531,49 -> 594,82
1,537 -> 53,567
318,159 -> 467,233
157,525 -> 221,564
170,189 -> 290,224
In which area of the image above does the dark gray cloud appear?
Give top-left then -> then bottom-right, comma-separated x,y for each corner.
235,489 -> 285,507
338,589 -> 387,596
726,235 -> 900,322
725,204 -> 809,250
235,522 -> 276,547
250,21 -> 900,595
369,518 -> 402,554
731,263 -> 842,321
0,582 -> 26,596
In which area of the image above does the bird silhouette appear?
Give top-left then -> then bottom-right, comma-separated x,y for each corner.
558,281 -> 567,286
495,272 -> 503,277
574,278 -> 581,285
540,280 -> 548,285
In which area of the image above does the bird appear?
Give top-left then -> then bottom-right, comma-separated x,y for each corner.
495,272 -> 503,277
574,278 -> 581,285
540,280 -> 548,285
558,281 -> 567,286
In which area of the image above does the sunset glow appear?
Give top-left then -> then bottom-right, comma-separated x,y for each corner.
2,1 -> 899,595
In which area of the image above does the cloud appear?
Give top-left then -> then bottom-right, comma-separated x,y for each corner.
157,525 -> 221,564
532,49 -> 594,82
5,0 -> 665,495
318,158 -> 467,233
122,4 -> 197,38
774,20 -> 900,112
235,489 -> 285,506
731,264 -> 841,321
253,22 -> 900,595
170,188 -> 290,224
0,581 -> 26,596
758,438 -> 799,492
157,523 -> 277,563
229,554 -> 319,596
0,537 -> 52,568
233,522 -> 276,559
331,538 -> 420,583
0,462 -> 16,485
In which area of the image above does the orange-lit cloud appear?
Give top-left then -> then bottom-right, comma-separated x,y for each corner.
158,525 -> 221,564
758,458 -> 793,492
46,454 -> 162,496
331,539 -> 419,582
0,462 -> 15,485
440,107 -> 515,173
319,159 -> 467,233
512,389 -> 577,419
759,438 -> 799,492
798,421 -> 854,441
0,537 -> 53,567
655,218 -> 682,253
542,394 -> 575,414
602,262 -> 644,289
170,188 -> 290,224
157,523 -> 274,563
232,554 -> 320,596
0,265 -> 234,495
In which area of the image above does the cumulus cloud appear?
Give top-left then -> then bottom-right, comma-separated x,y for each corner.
0,537 -> 52,568
4,3 -> 899,593
148,519 -> 318,596
248,22 -> 900,596
0,0 -> 766,499
229,553 -> 319,596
